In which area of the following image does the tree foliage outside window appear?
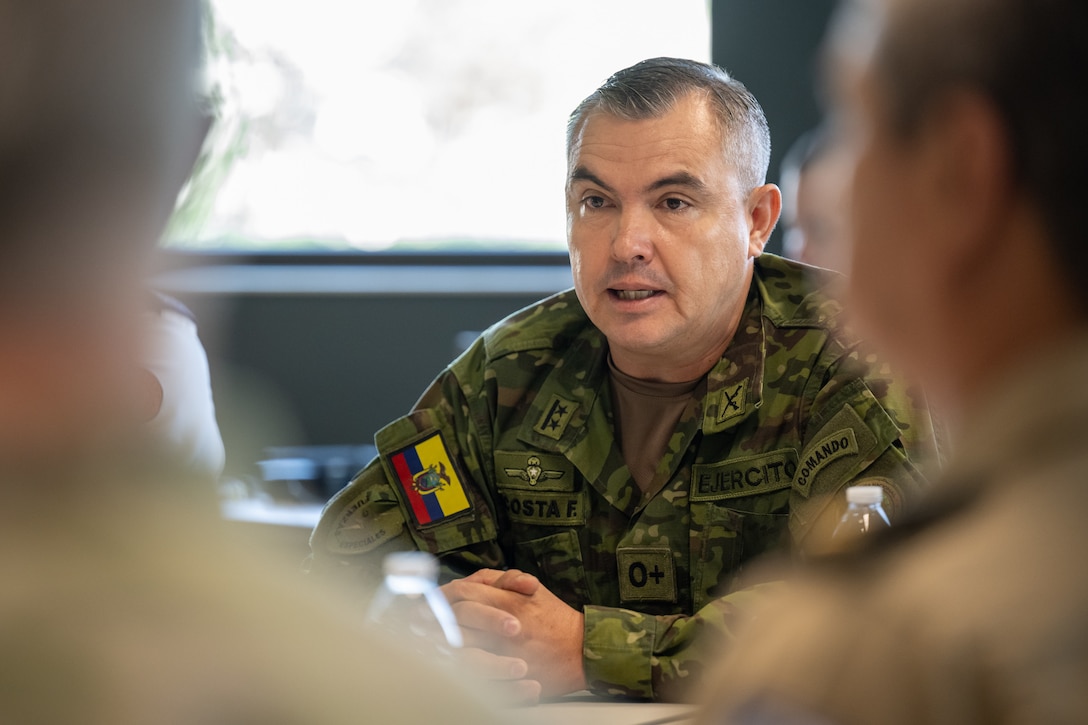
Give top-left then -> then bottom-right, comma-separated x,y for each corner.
169,1 -> 710,253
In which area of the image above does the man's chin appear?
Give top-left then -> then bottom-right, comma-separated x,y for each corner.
597,328 -> 674,362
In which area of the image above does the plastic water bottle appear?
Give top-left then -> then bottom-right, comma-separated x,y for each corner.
367,551 -> 463,655
832,485 -> 891,539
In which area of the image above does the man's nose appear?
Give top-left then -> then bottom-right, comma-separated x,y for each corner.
611,209 -> 655,264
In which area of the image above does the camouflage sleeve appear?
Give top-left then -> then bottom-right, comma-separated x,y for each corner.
788,339 -> 938,552
582,341 -> 939,702
583,582 -> 787,701
308,362 -> 506,590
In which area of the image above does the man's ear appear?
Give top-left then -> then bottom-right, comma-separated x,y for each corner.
747,183 -> 782,257
918,91 -> 1016,279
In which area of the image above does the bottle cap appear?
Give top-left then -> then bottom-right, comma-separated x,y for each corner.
382,551 -> 439,581
845,485 -> 885,505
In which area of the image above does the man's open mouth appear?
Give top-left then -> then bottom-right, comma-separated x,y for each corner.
610,289 -> 661,301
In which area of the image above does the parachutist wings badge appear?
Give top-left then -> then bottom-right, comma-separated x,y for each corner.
503,455 -> 565,487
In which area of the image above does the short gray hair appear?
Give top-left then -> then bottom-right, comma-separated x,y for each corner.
566,57 -> 772,193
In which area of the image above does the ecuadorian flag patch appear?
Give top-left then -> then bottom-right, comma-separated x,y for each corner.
388,433 -> 472,527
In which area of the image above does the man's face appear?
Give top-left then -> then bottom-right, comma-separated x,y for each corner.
566,94 -> 767,376
831,16 -> 952,377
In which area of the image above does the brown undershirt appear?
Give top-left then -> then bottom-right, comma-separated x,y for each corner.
608,355 -> 707,495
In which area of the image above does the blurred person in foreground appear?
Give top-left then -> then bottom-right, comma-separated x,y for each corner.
700,0 -> 1088,723
780,128 -> 851,272
310,56 -> 940,703
0,1 -> 496,722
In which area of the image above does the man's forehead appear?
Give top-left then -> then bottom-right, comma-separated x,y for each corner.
574,94 -> 718,142
567,102 -> 729,181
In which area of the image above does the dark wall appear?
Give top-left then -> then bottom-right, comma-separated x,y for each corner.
712,0 -> 838,254
178,282 -> 556,479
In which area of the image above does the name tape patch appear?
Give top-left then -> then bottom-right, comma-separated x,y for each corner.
691,449 -> 799,502
617,547 -> 677,603
502,491 -> 586,526
387,432 -> 472,528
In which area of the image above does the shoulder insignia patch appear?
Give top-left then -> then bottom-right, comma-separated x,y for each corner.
794,428 -> 860,496
327,497 -> 405,555
387,432 -> 472,527
533,394 -> 577,440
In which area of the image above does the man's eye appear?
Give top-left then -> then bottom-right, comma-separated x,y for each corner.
662,198 -> 689,211
583,195 -> 607,209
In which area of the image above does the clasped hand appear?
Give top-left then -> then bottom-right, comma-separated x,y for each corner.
441,568 -> 586,704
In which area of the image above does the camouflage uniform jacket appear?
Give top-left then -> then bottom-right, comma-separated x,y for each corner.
310,254 -> 937,701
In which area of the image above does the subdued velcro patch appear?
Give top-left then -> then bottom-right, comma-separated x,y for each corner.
794,405 -> 878,498
502,490 -> 587,526
795,429 -> 858,495
703,379 -> 752,434
690,449 -> 798,502
715,380 -> 748,425
326,497 -> 405,555
495,450 -> 574,491
617,547 -> 677,603
533,394 -> 577,440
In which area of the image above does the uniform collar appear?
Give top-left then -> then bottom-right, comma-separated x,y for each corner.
701,288 -> 765,434
514,283 -> 770,517
515,286 -> 768,451
516,321 -> 610,456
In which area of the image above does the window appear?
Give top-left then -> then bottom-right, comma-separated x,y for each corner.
170,0 -> 710,253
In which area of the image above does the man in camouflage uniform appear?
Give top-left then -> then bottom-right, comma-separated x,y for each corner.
310,57 -> 937,702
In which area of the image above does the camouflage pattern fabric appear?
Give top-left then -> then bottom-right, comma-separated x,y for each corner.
309,254 -> 938,701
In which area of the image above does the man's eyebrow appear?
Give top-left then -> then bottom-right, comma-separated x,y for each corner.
646,172 -> 708,193
568,167 -> 708,195
569,166 -> 615,194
